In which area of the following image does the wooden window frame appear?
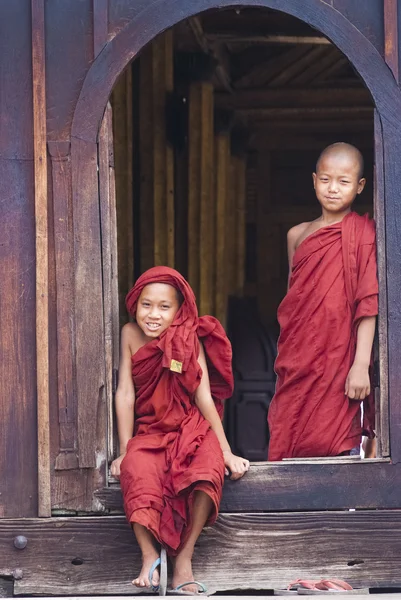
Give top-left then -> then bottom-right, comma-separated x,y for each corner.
69,0 -> 401,513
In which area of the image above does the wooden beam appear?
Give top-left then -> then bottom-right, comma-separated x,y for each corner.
206,33 -> 331,45
241,107 -> 373,121
384,0 -> 399,82
32,0 -> 50,517
268,46 -> 330,88
215,88 -> 372,110
5,513 -> 401,594
188,17 -> 233,92
233,45 -> 312,88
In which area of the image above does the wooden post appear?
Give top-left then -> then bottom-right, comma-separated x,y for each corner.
186,55 -> 217,314
384,0 -> 399,82
111,68 -> 134,324
32,0 -> 50,517
139,31 -> 175,272
214,111 -> 232,326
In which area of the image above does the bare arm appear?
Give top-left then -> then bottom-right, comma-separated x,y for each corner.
286,224 -> 307,289
195,343 -> 249,480
110,325 -> 136,477
345,315 -> 376,400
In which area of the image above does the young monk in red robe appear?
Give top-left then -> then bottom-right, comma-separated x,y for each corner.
111,266 -> 249,592
268,142 -> 378,460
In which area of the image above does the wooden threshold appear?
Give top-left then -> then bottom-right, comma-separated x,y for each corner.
97,459 -> 397,514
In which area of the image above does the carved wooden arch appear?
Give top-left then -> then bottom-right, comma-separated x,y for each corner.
70,0 -> 401,510
71,0 -> 401,141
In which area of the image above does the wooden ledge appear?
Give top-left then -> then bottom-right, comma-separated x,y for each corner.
95,458 -> 396,514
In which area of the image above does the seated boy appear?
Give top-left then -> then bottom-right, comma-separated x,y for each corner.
268,142 -> 378,460
111,266 -> 249,592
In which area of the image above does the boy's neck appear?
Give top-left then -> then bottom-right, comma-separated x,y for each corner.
320,207 -> 352,225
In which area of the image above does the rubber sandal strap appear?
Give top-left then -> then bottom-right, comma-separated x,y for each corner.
174,581 -> 207,593
149,557 -> 161,592
288,580 -> 319,591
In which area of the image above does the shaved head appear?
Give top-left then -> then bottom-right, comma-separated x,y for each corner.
316,142 -> 364,179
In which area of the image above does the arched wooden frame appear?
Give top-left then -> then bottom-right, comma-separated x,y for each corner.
71,0 -> 401,511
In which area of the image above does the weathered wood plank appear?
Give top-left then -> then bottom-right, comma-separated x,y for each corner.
0,158 -> 37,517
94,459 -> 401,513
32,0 -> 51,517
373,111 -> 389,458
2,513 -> 401,595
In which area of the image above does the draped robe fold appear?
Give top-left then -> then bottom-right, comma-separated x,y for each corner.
268,212 -> 378,460
120,267 -> 233,555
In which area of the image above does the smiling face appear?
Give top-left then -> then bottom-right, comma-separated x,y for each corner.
312,146 -> 365,217
135,283 -> 181,339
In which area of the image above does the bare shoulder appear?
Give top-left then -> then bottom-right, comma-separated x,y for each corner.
287,222 -> 312,247
121,322 -> 144,354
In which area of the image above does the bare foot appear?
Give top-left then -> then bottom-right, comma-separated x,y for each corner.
172,553 -> 199,593
132,549 -> 160,589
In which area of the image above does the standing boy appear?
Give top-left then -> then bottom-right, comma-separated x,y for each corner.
268,143 -> 378,460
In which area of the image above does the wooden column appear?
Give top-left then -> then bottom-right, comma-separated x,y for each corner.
187,56 -> 216,314
214,111 -> 232,326
139,31 -> 174,272
32,0 -> 51,517
111,68 -> 134,325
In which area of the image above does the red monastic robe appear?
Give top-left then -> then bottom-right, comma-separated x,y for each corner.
268,212 -> 378,460
120,267 -> 233,555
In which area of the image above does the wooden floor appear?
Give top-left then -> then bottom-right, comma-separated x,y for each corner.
9,592 -> 401,600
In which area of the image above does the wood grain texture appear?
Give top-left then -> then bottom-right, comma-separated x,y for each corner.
48,141 -> 78,471
384,0 -> 399,81
32,0 -> 51,517
94,459 -> 401,513
71,136 -> 107,484
2,513 -> 401,595
0,2 -> 37,518
373,111 -> 389,458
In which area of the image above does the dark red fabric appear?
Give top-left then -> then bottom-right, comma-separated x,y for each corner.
120,267 -> 233,554
268,213 -> 378,460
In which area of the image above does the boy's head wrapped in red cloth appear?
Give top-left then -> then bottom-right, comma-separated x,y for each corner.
126,266 -> 233,410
